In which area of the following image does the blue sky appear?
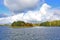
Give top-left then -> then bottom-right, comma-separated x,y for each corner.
46,0 -> 60,8
0,0 -> 60,18
0,0 -> 11,17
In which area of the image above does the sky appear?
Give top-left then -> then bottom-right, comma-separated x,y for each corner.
0,0 -> 60,24
0,0 -> 60,16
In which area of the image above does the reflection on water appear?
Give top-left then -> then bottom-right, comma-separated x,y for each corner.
0,26 -> 60,40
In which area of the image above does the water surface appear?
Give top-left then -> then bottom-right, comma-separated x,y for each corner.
0,26 -> 60,40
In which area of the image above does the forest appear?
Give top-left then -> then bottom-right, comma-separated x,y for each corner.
11,20 -> 60,28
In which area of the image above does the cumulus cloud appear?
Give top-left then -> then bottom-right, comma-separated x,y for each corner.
4,0 -> 44,13
0,0 -> 59,24
0,0 -> 60,24
51,9 -> 60,20
0,3 -> 53,24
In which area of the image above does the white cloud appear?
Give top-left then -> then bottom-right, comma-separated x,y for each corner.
0,0 -> 59,24
0,13 -> 24,24
4,0 -> 44,13
0,3 -> 53,24
51,9 -> 60,20
0,3 -> 60,24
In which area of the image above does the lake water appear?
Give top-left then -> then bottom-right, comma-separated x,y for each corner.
0,26 -> 60,40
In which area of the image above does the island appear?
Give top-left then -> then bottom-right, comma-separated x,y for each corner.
40,20 -> 60,26
11,20 -> 60,28
0,20 -> 60,28
11,21 -> 34,28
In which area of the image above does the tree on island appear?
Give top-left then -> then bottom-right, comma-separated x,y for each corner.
11,21 -> 33,28
40,20 -> 60,26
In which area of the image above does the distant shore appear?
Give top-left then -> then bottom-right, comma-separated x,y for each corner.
0,20 -> 60,28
